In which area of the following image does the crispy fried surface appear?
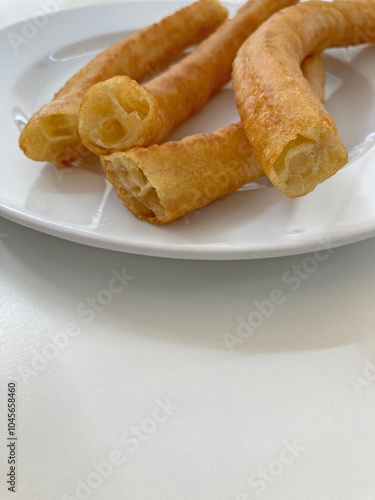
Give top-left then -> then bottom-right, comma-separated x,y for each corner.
101,55 -> 324,224
101,123 -> 260,224
79,0 -> 298,156
233,0 -> 375,198
19,0 -> 228,167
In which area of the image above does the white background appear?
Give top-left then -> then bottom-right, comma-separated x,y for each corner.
1,1 -> 375,499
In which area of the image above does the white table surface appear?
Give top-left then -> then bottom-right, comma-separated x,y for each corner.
1,1 -> 375,499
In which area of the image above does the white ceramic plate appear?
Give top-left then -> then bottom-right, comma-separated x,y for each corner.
1,1 -> 375,260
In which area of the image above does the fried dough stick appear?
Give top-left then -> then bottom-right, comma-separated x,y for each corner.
19,0 -> 228,167
232,0 -> 375,198
79,0 -> 298,156
101,55 -> 324,224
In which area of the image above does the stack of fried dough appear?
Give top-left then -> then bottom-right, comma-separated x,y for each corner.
19,0 -> 375,224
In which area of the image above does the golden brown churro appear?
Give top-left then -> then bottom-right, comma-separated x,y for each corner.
101,55 -> 325,224
19,0 -> 228,167
79,0 -> 298,156
233,0 -> 375,198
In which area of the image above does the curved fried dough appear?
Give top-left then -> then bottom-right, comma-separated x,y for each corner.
232,0 -> 375,198
79,0 -> 298,156
19,0 -> 228,167
101,55 -> 324,224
